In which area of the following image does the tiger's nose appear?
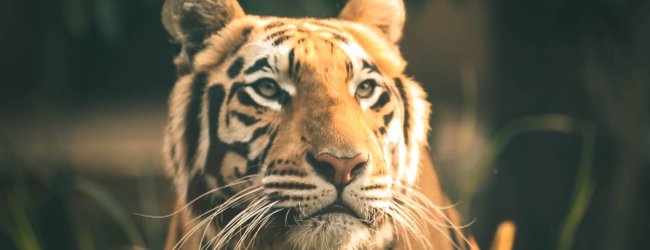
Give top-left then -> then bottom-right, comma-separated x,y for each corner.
315,153 -> 369,186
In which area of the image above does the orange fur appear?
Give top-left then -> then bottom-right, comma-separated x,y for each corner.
160,0 -> 514,249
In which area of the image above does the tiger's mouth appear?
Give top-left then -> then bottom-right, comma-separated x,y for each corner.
308,201 -> 359,219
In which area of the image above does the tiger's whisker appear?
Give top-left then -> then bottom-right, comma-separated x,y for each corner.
135,175 -> 256,219
174,185 -> 263,250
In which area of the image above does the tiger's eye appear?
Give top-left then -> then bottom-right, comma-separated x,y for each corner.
355,80 -> 376,98
254,79 -> 280,98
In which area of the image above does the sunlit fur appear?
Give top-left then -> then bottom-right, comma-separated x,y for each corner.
160,0 -> 475,249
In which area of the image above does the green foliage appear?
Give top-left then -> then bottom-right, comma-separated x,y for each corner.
557,125 -> 596,250
76,178 -> 145,248
459,114 -> 580,211
3,197 -> 43,250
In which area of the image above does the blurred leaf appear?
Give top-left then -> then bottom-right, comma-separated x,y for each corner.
77,178 -> 145,247
62,0 -> 89,37
459,114 -> 579,212
71,208 -> 95,250
136,172 -> 165,250
458,114 -> 598,248
557,125 -> 597,250
3,197 -> 42,250
92,0 -> 122,43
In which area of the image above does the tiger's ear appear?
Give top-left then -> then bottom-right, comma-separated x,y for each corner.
162,0 -> 245,48
338,0 -> 406,43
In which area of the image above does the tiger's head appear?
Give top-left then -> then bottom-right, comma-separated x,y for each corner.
161,1 -> 458,249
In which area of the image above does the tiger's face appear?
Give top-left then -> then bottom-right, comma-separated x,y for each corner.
213,20 -> 406,246
162,1 -> 436,249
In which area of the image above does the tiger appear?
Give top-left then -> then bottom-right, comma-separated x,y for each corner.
161,0 -> 480,249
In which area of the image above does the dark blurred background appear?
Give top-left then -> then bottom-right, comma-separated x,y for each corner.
1,0 -> 648,249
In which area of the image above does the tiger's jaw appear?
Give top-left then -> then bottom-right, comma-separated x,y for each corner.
284,214 -> 375,250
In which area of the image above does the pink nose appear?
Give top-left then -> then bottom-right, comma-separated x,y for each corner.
316,153 -> 369,186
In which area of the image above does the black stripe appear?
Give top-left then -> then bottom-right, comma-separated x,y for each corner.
250,124 -> 270,142
383,111 -> 394,126
184,72 -> 208,169
236,27 -> 253,48
376,24 -> 390,36
370,92 -> 390,111
294,61 -> 301,78
215,207 -> 243,229
268,192 -> 317,202
360,184 -> 387,191
243,126 -> 275,176
237,89 -> 264,108
229,143 -> 250,159
273,35 -> 292,46
244,57 -> 272,75
221,123 -> 270,162
267,161 -> 276,170
207,85 -> 225,147
227,82 -> 244,104
187,172 -> 219,216
360,197 -> 389,201
256,128 -> 277,163
264,182 -> 317,190
394,78 -> 410,145
265,21 -> 285,30
362,60 -> 380,74
345,60 -> 354,82
227,57 -> 245,78
225,110 -> 230,126
250,128 -> 278,175
288,48 -> 295,77
204,85 -> 236,196
266,169 -> 308,177
330,32 -> 348,43
230,110 -> 260,125
265,29 -> 291,41
325,39 -> 335,53
225,125 -> 269,160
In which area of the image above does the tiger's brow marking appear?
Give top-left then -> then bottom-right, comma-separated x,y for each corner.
244,57 -> 273,75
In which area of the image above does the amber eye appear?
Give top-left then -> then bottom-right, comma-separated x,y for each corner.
253,78 -> 280,98
355,80 -> 376,98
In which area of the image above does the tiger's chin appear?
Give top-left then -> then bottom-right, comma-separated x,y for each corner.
284,214 -> 371,250
281,214 -> 393,250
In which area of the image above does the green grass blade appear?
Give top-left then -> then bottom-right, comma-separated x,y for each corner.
76,178 -> 145,248
557,125 -> 597,250
459,114 -> 578,212
4,197 -> 42,250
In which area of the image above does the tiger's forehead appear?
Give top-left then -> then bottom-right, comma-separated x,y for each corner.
242,18 -> 372,75
195,16 -> 405,79
194,17 -> 386,98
